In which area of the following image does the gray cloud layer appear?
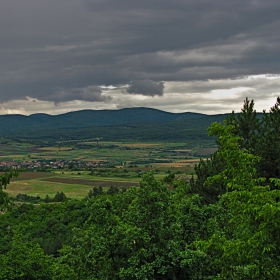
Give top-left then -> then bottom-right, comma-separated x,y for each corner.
126,80 -> 164,96
1,0 -> 280,107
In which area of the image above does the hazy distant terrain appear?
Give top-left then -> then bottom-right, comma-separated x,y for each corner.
1,107 -> 229,143
1,107 -> 205,130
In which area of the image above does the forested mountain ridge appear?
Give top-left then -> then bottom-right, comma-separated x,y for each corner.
14,114 -> 229,143
1,108 -> 264,142
0,107 -> 205,132
0,107 -> 230,141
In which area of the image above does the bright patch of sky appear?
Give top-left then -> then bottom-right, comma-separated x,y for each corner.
0,75 -> 279,115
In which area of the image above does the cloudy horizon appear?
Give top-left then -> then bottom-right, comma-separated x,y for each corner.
1,0 -> 280,115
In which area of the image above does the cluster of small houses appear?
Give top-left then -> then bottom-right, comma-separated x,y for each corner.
0,160 -> 108,170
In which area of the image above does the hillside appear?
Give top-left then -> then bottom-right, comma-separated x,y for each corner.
0,107 -> 205,134
0,108 -> 230,144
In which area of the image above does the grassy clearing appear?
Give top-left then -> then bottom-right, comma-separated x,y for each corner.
8,180 -> 93,200
40,177 -> 139,188
6,171 -> 139,199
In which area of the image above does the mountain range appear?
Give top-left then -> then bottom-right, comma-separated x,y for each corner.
1,108 -> 205,130
0,107 -> 229,142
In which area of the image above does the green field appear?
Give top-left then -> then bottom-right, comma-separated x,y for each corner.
7,172 -> 139,199
1,140 -> 216,199
0,140 -> 216,162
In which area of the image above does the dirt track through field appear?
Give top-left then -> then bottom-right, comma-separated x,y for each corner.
41,177 -> 139,188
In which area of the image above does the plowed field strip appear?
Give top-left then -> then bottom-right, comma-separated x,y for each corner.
41,177 -> 139,188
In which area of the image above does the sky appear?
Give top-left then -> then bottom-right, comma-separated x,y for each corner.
1,0 -> 280,115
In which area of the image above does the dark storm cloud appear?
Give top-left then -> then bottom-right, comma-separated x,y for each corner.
1,0 -> 280,104
45,87 -> 111,105
127,80 -> 164,96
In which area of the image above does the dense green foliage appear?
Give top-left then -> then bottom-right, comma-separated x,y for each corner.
1,98 -> 280,279
1,172 -> 221,279
0,171 -> 18,211
191,97 -> 280,203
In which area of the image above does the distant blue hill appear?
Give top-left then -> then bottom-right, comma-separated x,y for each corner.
0,107 -> 206,133
0,107 -> 241,143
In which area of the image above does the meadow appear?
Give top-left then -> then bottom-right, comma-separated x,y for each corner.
1,140 -> 216,199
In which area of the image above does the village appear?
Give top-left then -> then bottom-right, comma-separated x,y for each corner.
0,160 -> 109,170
